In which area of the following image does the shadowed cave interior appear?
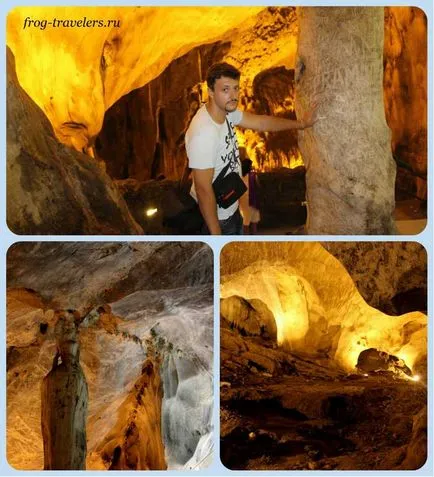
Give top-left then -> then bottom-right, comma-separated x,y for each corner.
7,6 -> 427,235
6,242 -> 213,471
220,242 -> 427,470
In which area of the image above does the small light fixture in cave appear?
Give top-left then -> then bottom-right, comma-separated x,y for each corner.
146,207 -> 158,217
356,347 -> 413,379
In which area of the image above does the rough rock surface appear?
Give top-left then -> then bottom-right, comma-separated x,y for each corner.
96,8 -> 299,181
323,242 -> 427,314
7,8 -> 426,233
220,243 -> 427,470
7,243 -> 213,470
90,358 -> 167,470
220,296 -> 277,340
220,328 -> 427,470
295,7 -> 396,234
384,7 -> 427,201
41,311 -> 88,470
220,242 -> 427,375
7,242 -> 212,313
6,47 -> 142,235
96,7 -> 425,206
96,41 -> 231,181
7,6 -> 262,150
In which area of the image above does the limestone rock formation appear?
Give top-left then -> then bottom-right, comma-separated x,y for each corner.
220,242 -> 427,375
220,242 -> 427,470
6,242 -> 212,313
220,295 -> 277,340
6,47 -> 142,235
295,7 -> 396,234
6,7 -> 426,233
400,406 -> 427,469
384,7 -> 427,200
96,8 -> 299,181
323,242 -> 427,313
92,358 -> 167,470
41,312 -> 88,470
221,327 -> 427,470
7,6 -> 262,150
7,242 -> 213,470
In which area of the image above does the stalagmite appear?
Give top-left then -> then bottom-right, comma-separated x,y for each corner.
295,8 -> 396,234
41,311 -> 88,470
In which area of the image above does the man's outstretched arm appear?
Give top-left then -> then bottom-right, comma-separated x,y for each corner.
238,106 -> 318,132
192,168 -> 221,235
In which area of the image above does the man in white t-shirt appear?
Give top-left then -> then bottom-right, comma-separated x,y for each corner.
185,62 -> 317,235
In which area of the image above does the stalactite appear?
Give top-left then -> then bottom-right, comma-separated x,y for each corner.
41,311 -> 88,470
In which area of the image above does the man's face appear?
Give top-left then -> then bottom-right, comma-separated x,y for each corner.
210,76 -> 240,113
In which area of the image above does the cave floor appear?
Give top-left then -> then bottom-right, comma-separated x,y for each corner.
257,199 -> 426,235
220,327 -> 427,471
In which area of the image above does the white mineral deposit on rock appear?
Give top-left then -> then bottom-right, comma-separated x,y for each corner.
7,242 -> 213,471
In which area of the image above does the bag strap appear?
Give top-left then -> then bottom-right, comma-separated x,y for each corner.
213,117 -> 237,183
213,162 -> 231,183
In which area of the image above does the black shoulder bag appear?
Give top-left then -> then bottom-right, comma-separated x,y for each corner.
212,118 -> 247,209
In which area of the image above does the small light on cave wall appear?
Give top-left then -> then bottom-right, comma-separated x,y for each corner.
146,208 -> 158,217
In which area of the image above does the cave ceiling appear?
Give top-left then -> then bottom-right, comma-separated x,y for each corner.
7,6 -> 266,149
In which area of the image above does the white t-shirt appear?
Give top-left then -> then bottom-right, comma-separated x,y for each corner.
185,104 -> 243,220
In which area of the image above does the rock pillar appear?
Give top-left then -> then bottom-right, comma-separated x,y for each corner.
41,311 -> 88,470
295,7 -> 396,234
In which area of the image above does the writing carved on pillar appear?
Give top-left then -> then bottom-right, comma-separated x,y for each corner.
295,7 -> 397,234
41,310 -> 88,470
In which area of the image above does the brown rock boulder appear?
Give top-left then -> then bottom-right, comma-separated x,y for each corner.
6,47 -> 142,235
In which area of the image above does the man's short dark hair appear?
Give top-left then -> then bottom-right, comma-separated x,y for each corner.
206,62 -> 241,90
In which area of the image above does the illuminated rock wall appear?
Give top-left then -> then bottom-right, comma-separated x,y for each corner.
7,243 -> 213,470
96,40 -> 231,181
6,7 -> 426,233
7,6 -> 262,150
96,7 -> 299,180
6,47 -> 142,235
90,357 -> 167,470
221,242 -> 427,375
384,7 -> 427,200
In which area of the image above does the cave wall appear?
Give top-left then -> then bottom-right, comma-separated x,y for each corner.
6,47 -> 143,235
7,6 -> 263,150
95,6 -> 426,194
221,241 -> 427,314
96,41 -> 231,181
220,242 -> 427,374
384,7 -> 427,200
96,7 -> 299,181
323,242 -> 427,314
7,243 -> 213,470
6,6 -> 427,234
